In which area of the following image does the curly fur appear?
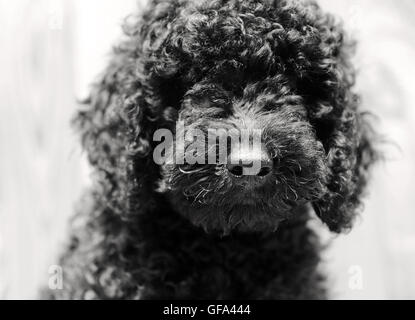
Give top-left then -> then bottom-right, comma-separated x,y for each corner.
44,0 -> 378,299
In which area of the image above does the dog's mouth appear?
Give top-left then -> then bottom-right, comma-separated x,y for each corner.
162,168 -> 299,234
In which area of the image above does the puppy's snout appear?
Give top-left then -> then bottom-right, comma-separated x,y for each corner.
226,145 -> 273,177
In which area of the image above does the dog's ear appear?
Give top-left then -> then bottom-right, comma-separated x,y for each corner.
303,12 -> 379,233
312,108 -> 378,233
73,59 -> 158,219
73,11 -> 170,218
73,0 -> 184,218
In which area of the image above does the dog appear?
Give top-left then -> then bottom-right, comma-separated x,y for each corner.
45,0 -> 378,299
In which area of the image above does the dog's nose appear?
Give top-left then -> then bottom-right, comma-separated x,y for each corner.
226,145 -> 273,177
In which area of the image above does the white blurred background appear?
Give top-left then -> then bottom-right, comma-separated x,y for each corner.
0,0 -> 414,299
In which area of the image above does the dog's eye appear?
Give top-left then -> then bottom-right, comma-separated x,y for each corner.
203,106 -> 231,119
261,102 -> 277,111
198,97 -> 232,118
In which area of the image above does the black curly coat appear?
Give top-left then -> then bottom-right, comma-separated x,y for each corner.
46,0 -> 378,299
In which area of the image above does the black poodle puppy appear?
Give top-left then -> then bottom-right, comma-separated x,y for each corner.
46,0 -> 378,299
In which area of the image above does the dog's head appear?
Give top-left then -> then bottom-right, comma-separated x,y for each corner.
77,0 -> 378,235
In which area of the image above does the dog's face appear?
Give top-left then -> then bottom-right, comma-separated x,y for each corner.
161,77 -> 327,234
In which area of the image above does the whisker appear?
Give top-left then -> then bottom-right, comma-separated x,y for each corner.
179,166 -> 205,174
